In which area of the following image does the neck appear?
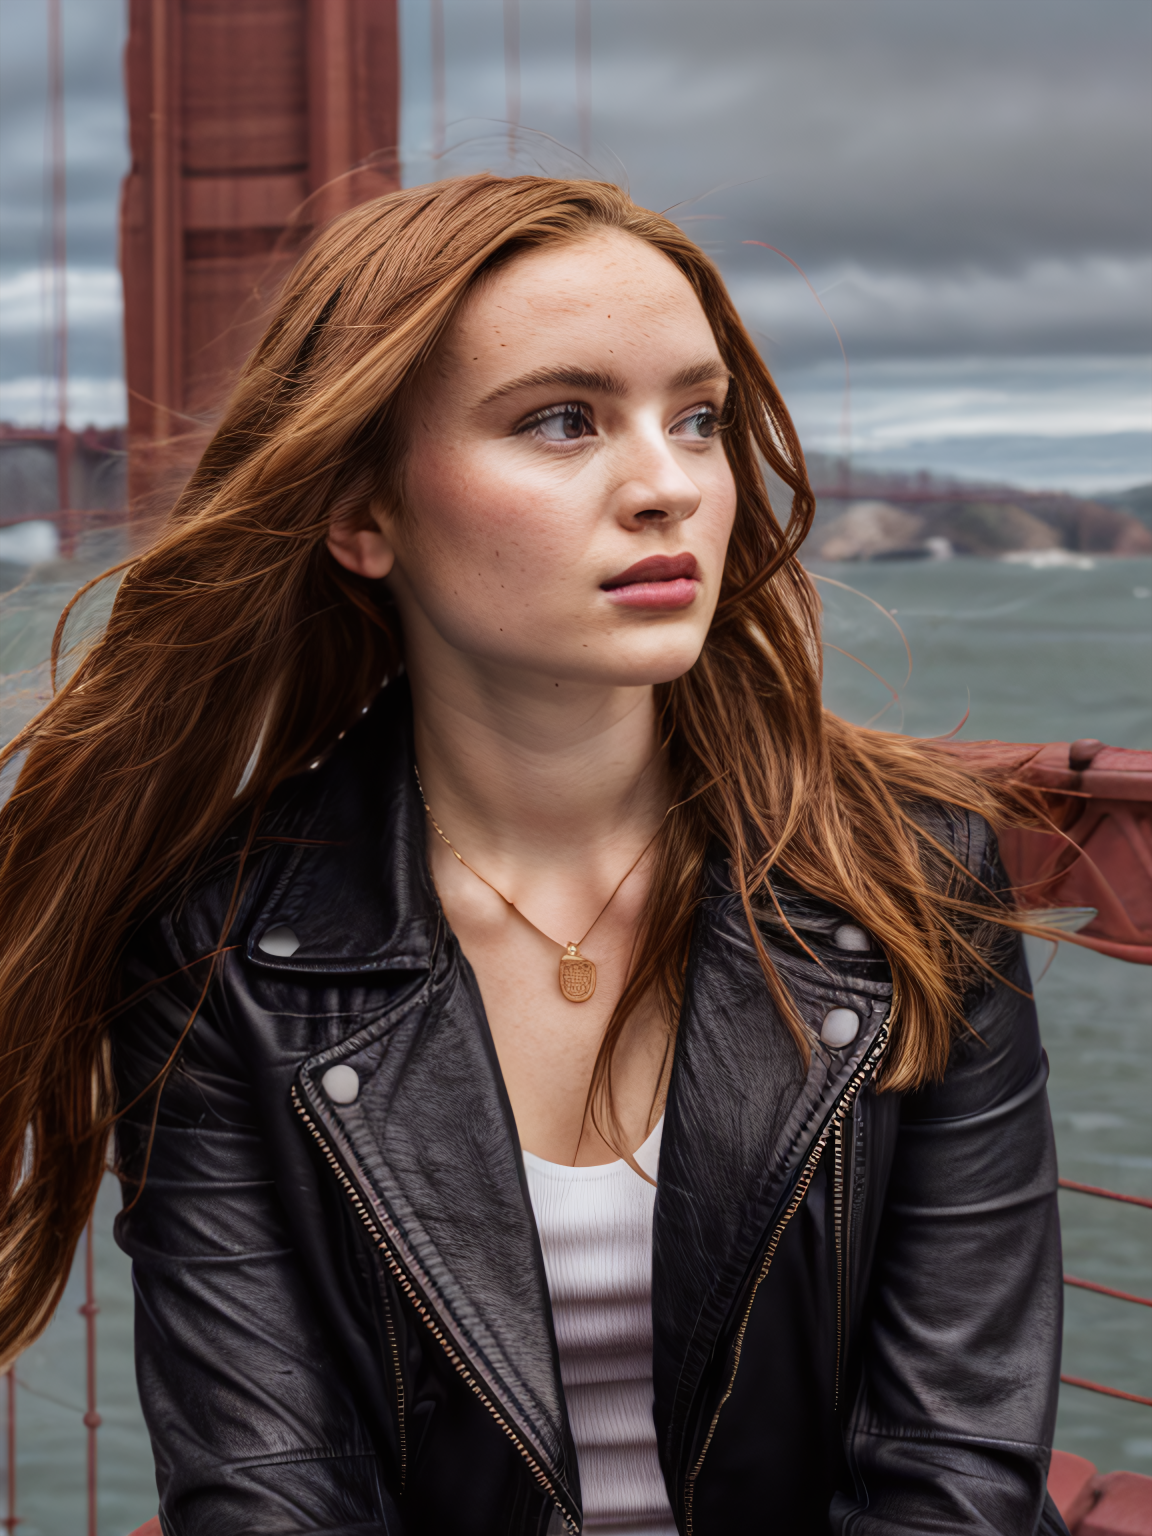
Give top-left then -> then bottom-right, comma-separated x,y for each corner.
407,653 -> 669,875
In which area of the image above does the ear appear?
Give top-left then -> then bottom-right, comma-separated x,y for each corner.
326,499 -> 396,580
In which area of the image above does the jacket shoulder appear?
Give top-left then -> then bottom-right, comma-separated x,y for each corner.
905,804 -> 1040,1121
910,800 -> 1010,896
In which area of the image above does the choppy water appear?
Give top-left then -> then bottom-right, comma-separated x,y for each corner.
2,552 -> 1150,1534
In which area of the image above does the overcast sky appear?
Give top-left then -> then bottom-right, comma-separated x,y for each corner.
1,0 -> 1149,489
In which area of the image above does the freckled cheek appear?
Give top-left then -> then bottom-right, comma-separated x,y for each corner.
410,451 -> 519,538
405,459 -> 578,603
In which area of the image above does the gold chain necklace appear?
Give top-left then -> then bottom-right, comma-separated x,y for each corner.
414,766 -> 662,1003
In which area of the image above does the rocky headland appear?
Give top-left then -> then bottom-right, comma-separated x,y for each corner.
798,452 -> 1151,562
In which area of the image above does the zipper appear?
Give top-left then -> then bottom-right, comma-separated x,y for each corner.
833,1114 -> 846,1411
381,1281 -> 407,1491
682,1016 -> 890,1535
292,1084 -> 577,1534
837,1101 -> 866,1417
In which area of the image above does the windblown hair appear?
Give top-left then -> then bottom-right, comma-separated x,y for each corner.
0,174 -> 1043,1363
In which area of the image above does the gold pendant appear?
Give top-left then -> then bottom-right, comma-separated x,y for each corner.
559,944 -> 596,1003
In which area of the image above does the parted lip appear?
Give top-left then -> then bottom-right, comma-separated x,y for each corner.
600,553 -> 699,589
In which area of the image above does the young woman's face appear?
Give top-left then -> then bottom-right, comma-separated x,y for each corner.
365,230 -> 738,690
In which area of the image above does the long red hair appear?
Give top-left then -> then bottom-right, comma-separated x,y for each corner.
0,174 -> 1042,1364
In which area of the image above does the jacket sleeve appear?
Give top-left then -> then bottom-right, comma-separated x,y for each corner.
113,910 -> 405,1536
834,814 -> 1069,1536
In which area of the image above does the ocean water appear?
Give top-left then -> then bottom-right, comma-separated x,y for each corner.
1,552 -> 1150,1534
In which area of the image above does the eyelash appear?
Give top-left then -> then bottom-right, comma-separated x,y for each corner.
516,403 -> 724,441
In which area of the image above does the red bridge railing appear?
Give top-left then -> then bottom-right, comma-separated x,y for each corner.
1058,1179 -> 1152,1408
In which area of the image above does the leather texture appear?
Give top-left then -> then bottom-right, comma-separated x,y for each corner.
112,678 -> 1067,1535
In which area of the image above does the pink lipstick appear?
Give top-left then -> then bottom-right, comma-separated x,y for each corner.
600,553 -> 700,610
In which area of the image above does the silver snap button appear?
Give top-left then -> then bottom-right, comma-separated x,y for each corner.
821,1007 -> 860,1047
257,924 -> 300,957
833,924 -> 870,952
321,1065 -> 360,1104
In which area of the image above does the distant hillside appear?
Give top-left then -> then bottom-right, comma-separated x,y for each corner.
1094,482 -> 1152,529
796,452 -> 1152,561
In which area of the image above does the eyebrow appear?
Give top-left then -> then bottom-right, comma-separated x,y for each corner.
669,358 -> 732,391
478,366 -> 626,407
476,356 -> 729,409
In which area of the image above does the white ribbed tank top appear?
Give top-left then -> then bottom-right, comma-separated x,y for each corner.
523,1118 -> 676,1536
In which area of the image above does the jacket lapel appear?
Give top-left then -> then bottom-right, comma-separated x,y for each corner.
652,863 -> 892,1485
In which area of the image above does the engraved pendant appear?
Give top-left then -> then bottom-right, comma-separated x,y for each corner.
559,944 -> 597,1003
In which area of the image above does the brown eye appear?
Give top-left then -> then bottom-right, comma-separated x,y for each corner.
524,405 -> 594,441
672,409 -> 720,440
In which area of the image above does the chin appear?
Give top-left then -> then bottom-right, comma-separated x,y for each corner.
574,637 -> 706,688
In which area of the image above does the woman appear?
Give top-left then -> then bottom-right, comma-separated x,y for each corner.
0,175 -> 1067,1535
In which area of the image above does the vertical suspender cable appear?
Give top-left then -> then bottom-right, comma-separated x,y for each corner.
430,0 -> 445,161
38,4 -> 54,432
575,0 -> 591,163
47,0 -> 72,557
503,0 -> 520,165
150,0 -> 173,444
80,1217 -> 101,1535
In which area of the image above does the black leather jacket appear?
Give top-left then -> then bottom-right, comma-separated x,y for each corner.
114,680 -> 1069,1535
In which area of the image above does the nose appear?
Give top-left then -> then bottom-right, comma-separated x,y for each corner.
611,418 -> 703,527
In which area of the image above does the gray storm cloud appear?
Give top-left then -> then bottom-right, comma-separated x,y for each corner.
0,0 -> 1148,483
418,0 -> 1151,269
